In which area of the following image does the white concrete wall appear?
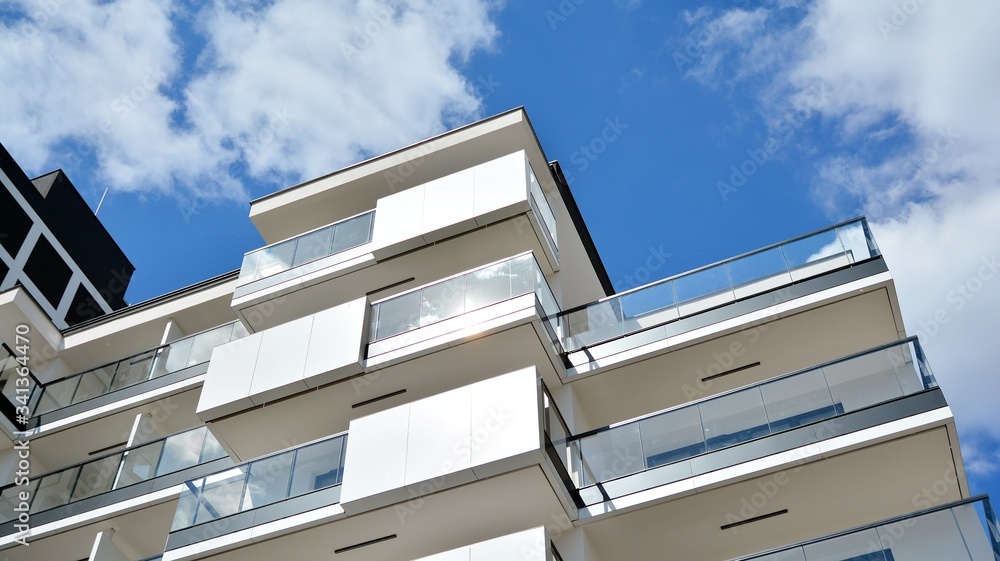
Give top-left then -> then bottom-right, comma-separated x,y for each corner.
371,151 -> 531,259
412,527 -> 551,561
340,367 -> 543,515
197,297 -> 368,421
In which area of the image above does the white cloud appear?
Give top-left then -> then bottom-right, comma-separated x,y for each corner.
679,1 -> 1000,445
0,0 -> 499,205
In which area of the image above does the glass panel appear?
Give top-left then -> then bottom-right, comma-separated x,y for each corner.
30,468 -> 79,513
782,229 -> 846,281
332,212 -> 374,252
0,482 -> 36,524
823,351 -> 903,413
578,424 -> 643,486
747,550 -> 806,561
620,281 -> 677,333
241,451 -> 294,510
465,261 -> 512,310
292,226 -> 334,267
118,440 -> 165,487
419,277 -> 466,326
238,252 -> 259,283
761,369 -> 837,432
71,366 -> 115,404
529,168 -> 558,246
159,337 -> 193,375
620,280 -> 676,320
700,387 -> 769,451
186,324 -> 234,367
194,469 -> 247,525
70,455 -> 122,501
35,377 -> 78,415
673,263 -> 733,307
566,299 -> 623,350
171,481 -> 201,530
509,254 -> 535,296
956,502 -> 998,560
802,527 -> 886,561
729,247 -> 792,294
200,432 -> 228,463
876,509 -> 972,561
886,343 -> 925,394
289,437 -> 345,496
639,406 -> 705,468
254,241 -> 295,280
157,428 -> 208,476
374,292 -> 420,340
837,222 -> 874,264
109,349 -> 156,391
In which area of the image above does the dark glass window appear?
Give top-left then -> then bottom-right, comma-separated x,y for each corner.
0,187 -> 33,257
23,236 -> 72,308
65,284 -> 105,325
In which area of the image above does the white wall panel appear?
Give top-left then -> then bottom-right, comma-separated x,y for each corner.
423,168 -> 476,242
473,151 -> 530,226
341,368 -> 542,515
339,404 -> 411,507
404,385 -> 473,484
248,314 -> 311,404
303,297 -> 367,387
198,332 -> 261,419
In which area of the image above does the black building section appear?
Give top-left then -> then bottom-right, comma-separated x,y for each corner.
0,140 -> 135,314
22,235 -> 72,309
0,183 -> 33,257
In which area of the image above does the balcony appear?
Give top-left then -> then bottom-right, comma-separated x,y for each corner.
236,209 -> 375,295
173,369 -> 576,561
0,425 -> 231,541
569,338 -> 940,506
735,496 -> 1000,561
200,253 -> 565,463
166,433 -> 347,549
367,251 -> 561,362
13,321 -> 247,431
232,151 -> 564,332
560,218 -> 884,374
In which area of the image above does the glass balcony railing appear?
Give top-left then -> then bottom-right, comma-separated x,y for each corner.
570,338 -> 934,501
736,496 -> 1000,561
28,321 -> 248,419
0,342 -> 43,429
560,218 -> 879,353
237,210 -> 375,287
0,426 -> 228,525
528,165 -> 558,253
171,432 -> 347,531
368,252 -> 561,345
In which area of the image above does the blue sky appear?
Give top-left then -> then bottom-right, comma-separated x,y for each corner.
3,0 -> 999,506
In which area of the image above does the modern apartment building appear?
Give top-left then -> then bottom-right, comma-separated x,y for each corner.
0,108 -> 997,561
